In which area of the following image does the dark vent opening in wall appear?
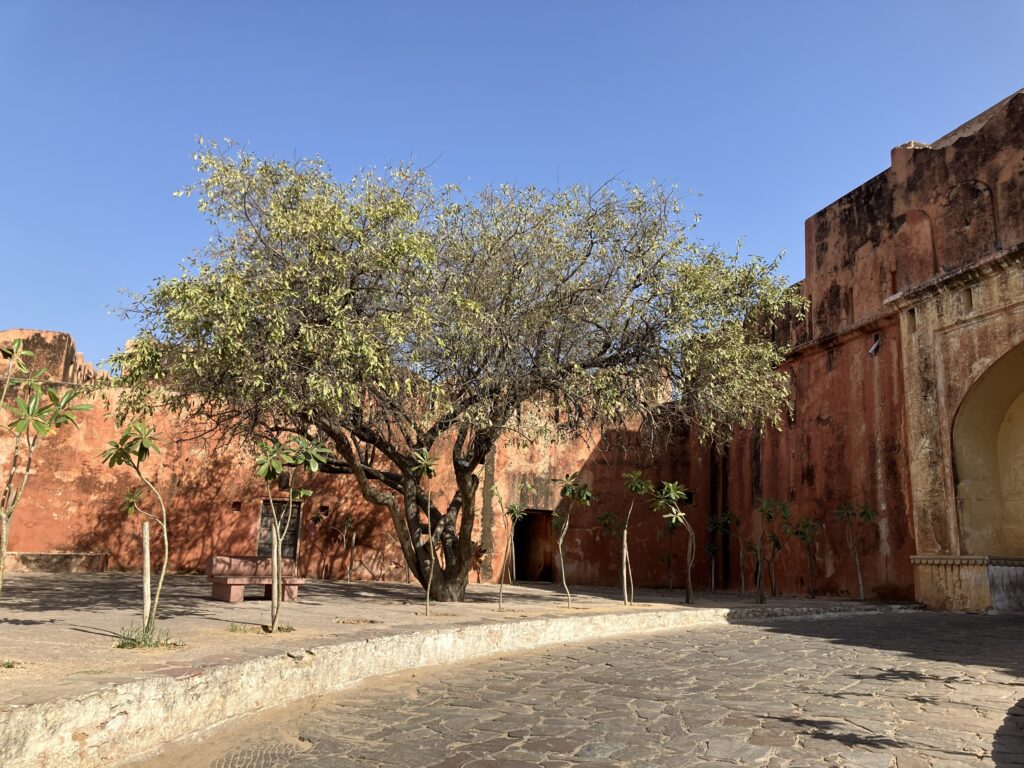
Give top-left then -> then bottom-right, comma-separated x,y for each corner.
907,307 -> 918,333
868,332 -> 881,356
962,287 -> 974,314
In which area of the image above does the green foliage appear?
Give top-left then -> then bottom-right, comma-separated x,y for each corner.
653,480 -> 689,525
757,497 -> 789,524
834,502 -> 876,524
505,502 -> 528,525
554,473 -> 593,531
787,516 -> 822,543
112,142 -> 804,599
706,510 -> 738,553
102,422 -> 160,469
597,510 -> 622,535
6,385 -> 90,439
254,435 -> 328,481
623,470 -> 655,498
114,624 -> 180,649
1,338 -> 92,591
411,447 -> 437,480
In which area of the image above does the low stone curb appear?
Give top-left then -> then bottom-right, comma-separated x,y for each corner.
0,602 -> 921,767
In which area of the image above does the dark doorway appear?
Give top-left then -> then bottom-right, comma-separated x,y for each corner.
513,509 -> 554,582
257,500 -> 303,560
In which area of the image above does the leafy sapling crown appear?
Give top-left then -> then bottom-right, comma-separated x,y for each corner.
623,470 -> 655,497
653,480 -> 689,525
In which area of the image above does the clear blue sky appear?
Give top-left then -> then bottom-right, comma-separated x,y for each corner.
2,1 -> 1023,364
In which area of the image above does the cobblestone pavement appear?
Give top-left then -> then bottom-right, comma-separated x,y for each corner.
148,612 -> 1024,768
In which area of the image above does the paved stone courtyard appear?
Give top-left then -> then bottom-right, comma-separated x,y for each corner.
145,612 -> 1024,768
0,572 -> 864,710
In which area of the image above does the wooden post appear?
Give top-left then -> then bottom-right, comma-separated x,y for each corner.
142,521 -> 151,627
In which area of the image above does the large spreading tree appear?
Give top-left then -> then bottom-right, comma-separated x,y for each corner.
114,141 -> 803,601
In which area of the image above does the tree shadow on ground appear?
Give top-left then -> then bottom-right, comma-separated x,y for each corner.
733,611 -> 1024,767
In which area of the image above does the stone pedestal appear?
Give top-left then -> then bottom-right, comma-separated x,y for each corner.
912,555 -> 1024,612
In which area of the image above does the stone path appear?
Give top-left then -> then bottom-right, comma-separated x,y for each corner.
0,572 -> 865,710
144,612 -> 1024,767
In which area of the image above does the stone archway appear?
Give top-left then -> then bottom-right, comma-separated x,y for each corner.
952,341 -> 1024,556
948,342 -> 1024,611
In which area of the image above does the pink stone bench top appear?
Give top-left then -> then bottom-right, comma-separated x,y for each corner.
205,555 -> 299,579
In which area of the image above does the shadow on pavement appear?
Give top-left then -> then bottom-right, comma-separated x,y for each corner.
733,610 -> 1024,766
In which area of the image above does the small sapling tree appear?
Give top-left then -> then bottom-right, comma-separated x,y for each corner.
255,435 -> 326,632
768,531 -> 783,596
654,481 -> 694,604
1,339 -> 91,593
705,511 -> 737,592
102,423 -> 169,640
554,473 -> 593,609
753,498 -> 788,604
785,515 -> 822,598
493,480 -> 533,612
739,537 -> 758,596
835,502 -> 876,599
619,471 -> 654,606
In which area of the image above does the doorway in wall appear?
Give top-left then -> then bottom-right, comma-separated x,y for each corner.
512,509 -> 554,582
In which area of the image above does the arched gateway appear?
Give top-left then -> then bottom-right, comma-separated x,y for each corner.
945,342 -> 1024,611
953,341 -> 1024,559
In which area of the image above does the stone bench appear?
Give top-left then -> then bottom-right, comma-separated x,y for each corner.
205,555 -> 305,603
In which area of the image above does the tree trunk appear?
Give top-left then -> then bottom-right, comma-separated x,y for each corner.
626,548 -> 635,605
145,516 -> 169,635
425,487 -> 434,617
806,544 -> 816,599
754,542 -> 766,604
142,521 -> 151,627
621,505 -> 633,606
666,530 -> 674,590
0,514 -> 9,595
681,517 -> 696,605
498,528 -> 509,612
428,576 -> 467,602
853,545 -> 865,600
557,508 -> 572,609
270,523 -> 281,631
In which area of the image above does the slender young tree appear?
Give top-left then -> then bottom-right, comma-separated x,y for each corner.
621,471 -> 654,606
654,481 -> 694,604
254,435 -> 326,632
554,473 -> 593,609
1,339 -> 91,593
113,143 -> 804,602
786,516 -> 823,598
835,502 -> 877,600
102,423 -> 169,638
752,498 -> 787,605
494,480 -> 533,612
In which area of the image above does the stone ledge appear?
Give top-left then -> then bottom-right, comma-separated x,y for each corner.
912,554 -> 1024,566
0,602 -> 920,768
3,552 -> 108,574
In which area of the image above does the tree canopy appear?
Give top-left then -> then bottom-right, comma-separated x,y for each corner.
114,141 -> 804,600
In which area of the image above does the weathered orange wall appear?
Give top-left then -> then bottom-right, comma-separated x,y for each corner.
8,92 -> 1024,605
